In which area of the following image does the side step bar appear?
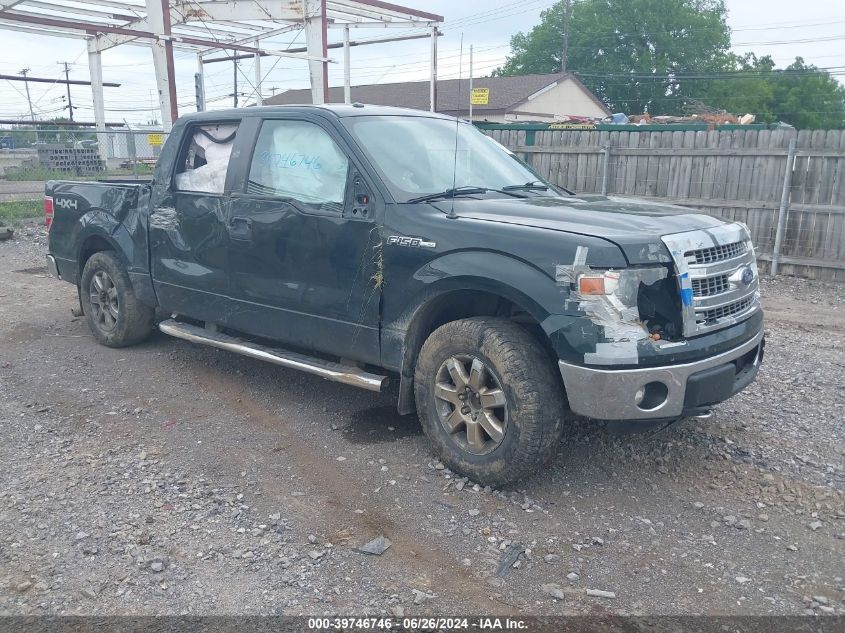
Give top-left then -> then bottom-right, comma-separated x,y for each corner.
158,319 -> 388,392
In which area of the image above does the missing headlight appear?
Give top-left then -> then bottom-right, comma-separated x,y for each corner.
564,266 -> 675,365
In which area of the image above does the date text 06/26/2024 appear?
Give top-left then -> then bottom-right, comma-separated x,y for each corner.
306,617 -> 529,630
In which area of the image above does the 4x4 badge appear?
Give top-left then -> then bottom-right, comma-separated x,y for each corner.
386,235 -> 436,249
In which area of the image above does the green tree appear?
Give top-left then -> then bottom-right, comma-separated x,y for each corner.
689,53 -> 777,119
769,58 -> 845,129
694,55 -> 845,128
496,0 -> 732,115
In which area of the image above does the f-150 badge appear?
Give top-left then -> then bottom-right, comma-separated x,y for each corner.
386,235 -> 436,249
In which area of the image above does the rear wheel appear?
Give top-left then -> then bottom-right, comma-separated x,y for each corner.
80,251 -> 154,348
414,317 -> 566,487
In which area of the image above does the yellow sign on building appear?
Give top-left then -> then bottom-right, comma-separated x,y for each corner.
470,88 -> 489,105
147,133 -> 164,147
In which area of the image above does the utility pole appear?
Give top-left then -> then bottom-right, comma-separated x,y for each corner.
60,62 -> 74,120
561,0 -> 572,73
19,68 -> 35,123
429,26 -> 437,112
18,68 -> 39,141
195,53 -> 206,112
343,24 -> 351,104
270,86 -> 278,96
233,58 -> 238,108
469,45 -> 473,121
194,73 -> 206,112
254,38 -> 263,106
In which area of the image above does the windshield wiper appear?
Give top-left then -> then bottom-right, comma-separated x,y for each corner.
502,180 -> 550,191
407,186 -> 486,203
407,185 -> 526,204
503,180 -> 575,195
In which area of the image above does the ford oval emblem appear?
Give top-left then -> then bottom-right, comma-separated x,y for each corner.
740,267 -> 754,286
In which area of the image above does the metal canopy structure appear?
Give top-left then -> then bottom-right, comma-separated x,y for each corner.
0,0 -> 443,131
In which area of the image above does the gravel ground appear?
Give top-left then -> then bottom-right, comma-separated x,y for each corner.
0,220 -> 843,617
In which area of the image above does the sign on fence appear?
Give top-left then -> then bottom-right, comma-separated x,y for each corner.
548,123 -> 597,130
147,133 -> 164,147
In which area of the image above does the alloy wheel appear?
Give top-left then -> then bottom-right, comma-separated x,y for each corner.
433,354 -> 508,455
89,270 -> 119,332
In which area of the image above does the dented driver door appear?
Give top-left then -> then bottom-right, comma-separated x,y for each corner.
224,116 -> 382,365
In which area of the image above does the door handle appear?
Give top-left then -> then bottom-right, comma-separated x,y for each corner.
228,216 -> 253,240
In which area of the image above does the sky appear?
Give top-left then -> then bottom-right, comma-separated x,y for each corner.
0,0 -> 843,125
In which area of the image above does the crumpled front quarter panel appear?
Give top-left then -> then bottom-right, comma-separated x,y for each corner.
379,202 -> 628,369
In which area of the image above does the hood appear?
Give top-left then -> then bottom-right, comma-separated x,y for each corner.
439,194 -> 727,265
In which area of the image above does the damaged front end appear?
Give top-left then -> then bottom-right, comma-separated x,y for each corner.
552,227 -> 764,422
556,245 -> 681,367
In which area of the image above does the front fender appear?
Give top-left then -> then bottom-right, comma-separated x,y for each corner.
385,249 -> 613,365
384,250 -> 599,375
385,250 -> 604,415
407,250 -> 563,325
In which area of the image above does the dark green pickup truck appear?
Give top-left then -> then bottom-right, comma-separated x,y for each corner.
45,104 -> 764,486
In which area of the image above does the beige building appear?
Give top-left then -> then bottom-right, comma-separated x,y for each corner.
264,72 -> 610,122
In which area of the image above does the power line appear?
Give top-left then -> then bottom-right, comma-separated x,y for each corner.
29,46 -> 86,111
576,67 -> 845,80
733,34 -> 845,46
445,0 -> 553,29
731,18 -> 845,32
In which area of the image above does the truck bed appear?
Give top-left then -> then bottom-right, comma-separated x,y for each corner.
46,178 -> 153,285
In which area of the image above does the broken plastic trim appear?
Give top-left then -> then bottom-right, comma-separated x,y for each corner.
575,267 -> 668,365
557,247 -> 669,366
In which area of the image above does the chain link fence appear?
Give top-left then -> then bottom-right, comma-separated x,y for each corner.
0,126 -> 170,181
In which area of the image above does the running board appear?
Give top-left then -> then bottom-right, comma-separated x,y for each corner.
158,319 -> 388,392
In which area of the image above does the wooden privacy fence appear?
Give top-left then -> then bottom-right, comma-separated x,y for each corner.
482,127 -> 845,280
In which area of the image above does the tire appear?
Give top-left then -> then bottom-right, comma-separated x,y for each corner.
80,251 -> 155,348
414,317 -> 566,487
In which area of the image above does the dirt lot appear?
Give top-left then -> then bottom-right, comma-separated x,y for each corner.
0,220 -> 843,617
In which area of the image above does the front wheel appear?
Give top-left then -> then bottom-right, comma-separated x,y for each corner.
414,317 -> 566,487
80,251 -> 154,348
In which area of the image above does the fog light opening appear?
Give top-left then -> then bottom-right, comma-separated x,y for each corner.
637,381 -> 669,411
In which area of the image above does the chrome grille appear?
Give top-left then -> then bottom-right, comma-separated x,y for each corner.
691,274 -> 729,297
686,241 -> 747,264
697,296 -> 754,324
662,224 -> 761,337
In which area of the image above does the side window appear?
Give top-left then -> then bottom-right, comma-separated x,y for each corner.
247,120 -> 349,213
174,122 -> 239,194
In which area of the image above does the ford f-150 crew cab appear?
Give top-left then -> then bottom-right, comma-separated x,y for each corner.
45,105 -> 764,486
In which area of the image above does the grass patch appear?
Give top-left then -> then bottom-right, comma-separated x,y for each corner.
0,200 -> 42,224
4,167 -> 69,182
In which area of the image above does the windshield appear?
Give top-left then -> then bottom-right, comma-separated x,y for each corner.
341,115 -> 556,203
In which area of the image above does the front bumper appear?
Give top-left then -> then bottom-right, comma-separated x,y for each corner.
558,329 -> 764,421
